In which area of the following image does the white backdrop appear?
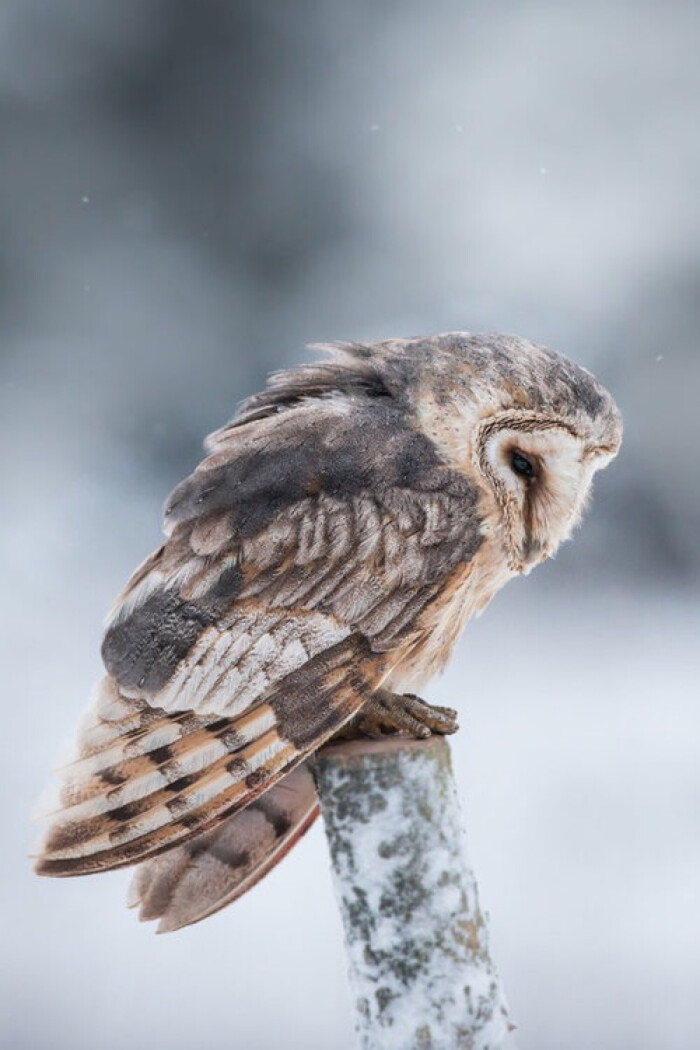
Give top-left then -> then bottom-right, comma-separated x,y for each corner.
1,3 -> 698,1048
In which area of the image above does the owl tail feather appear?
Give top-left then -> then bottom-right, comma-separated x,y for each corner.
127,764 -> 319,932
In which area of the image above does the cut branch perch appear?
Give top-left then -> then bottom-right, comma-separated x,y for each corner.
313,736 -> 514,1050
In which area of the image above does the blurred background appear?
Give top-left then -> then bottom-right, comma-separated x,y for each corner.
1,2 -> 698,1048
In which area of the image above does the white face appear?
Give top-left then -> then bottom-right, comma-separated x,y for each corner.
477,419 -> 613,574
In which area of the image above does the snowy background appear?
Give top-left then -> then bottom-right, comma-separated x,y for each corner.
1,3 -> 699,1048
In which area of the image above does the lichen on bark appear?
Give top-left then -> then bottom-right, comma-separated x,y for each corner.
313,736 -> 512,1050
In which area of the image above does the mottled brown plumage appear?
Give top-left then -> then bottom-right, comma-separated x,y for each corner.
34,332 -> 621,928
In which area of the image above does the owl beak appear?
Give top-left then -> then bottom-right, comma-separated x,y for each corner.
522,534 -> 542,561
519,536 -> 548,572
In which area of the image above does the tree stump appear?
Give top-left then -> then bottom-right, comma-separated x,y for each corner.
313,736 -> 514,1050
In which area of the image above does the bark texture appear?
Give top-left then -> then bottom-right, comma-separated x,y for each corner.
313,736 -> 513,1050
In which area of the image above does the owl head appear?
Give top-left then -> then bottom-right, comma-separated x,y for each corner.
389,332 -> 623,575
240,331 -> 622,578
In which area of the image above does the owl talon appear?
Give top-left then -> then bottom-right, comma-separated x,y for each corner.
401,693 -> 459,735
351,689 -> 459,740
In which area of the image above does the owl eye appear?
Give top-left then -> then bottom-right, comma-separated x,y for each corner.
510,451 -> 535,479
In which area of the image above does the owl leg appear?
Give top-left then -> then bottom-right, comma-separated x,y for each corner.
351,689 -> 458,739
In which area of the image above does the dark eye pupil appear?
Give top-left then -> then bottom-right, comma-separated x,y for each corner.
511,451 -> 534,478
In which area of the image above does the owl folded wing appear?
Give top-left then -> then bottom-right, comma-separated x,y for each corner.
35,398 -> 479,876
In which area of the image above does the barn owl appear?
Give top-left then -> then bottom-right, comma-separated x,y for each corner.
35,332 -> 621,931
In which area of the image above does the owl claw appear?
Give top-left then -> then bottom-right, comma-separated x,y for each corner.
350,689 -> 459,740
401,694 -> 459,735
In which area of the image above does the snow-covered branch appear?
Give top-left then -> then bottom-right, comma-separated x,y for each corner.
313,735 -> 514,1050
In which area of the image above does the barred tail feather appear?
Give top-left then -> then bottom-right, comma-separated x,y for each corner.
127,765 -> 319,932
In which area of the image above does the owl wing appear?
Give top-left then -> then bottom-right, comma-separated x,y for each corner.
35,398 -> 480,876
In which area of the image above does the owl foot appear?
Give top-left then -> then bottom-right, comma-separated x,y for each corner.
353,689 -> 459,740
